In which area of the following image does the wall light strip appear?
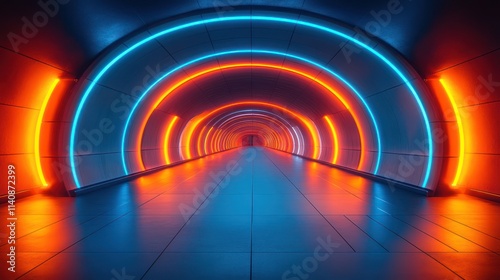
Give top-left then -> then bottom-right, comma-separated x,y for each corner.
35,78 -> 60,187
163,116 -> 179,165
323,116 -> 340,164
439,79 -> 464,187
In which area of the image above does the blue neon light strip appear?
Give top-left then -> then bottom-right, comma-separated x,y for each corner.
70,15 -> 432,189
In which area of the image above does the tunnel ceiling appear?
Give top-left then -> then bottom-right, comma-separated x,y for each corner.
1,0 -> 499,76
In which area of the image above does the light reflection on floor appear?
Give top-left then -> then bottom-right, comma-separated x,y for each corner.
0,148 -> 499,279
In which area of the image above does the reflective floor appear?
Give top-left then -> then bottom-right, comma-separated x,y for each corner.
1,148 -> 499,279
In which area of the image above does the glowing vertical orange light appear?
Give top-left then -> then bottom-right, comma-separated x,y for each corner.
197,126 -> 208,157
439,79 -> 464,187
163,116 -> 179,165
183,119 -> 200,159
324,116 -> 339,164
204,127 -> 214,155
35,78 -> 60,187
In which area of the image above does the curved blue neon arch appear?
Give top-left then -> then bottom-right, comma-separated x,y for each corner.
70,15 -> 433,189
120,49 -> 381,176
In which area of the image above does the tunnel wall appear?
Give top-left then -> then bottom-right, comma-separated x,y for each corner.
426,49 -> 500,196
0,47 -> 76,196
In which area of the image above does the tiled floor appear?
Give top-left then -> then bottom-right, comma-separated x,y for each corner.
1,147 -> 499,279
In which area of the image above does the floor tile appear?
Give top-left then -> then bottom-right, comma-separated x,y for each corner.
143,253 -> 250,279
18,253 -> 158,280
252,215 -> 353,253
252,253 -> 459,280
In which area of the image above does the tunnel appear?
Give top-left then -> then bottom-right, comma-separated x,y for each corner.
1,0 -> 499,279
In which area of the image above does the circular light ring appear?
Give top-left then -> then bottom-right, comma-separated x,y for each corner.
126,53 -> 376,174
220,119 -> 296,151
194,109 -> 302,156
207,116 -> 294,152
176,100 -> 321,162
323,115 -> 340,164
230,125 -> 289,150
133,63 -> 375,175
230,128 -> 281,149
208,116 -> 296,152
70,14 -> 432,188
220,117 -> 297,151
163,115 -> 179,165
192,114 -> 294,157
215,122 -> 285,150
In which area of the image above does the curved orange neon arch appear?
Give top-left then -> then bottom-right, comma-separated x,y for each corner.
35,78 -> 60,187
217,120 -> 291,151
163,116 -> 179,165
439,79 -> 465,188
199,114 -> 297,155
324,116 -> 340,164
179,101 -> 318,160
197,110 -> 289,155
135,63 -> 367,170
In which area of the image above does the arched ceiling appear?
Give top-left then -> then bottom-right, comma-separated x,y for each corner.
1,0 -> 498,75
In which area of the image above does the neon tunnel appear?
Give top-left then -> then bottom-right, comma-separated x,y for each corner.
63,13 -> 435,191
1,1 -> 499,279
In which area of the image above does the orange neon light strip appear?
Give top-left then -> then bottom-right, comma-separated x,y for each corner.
324,116 -> 340,164
207,115 -> 293,151
204,127 -> 214,155
181,101 -> 319,160
35,78 -> 60,187
163,116 -> 179,165
197,126 -> 208,157
439,79 -> 464,187
139,63 -> 365,169
220,122 -> 285,149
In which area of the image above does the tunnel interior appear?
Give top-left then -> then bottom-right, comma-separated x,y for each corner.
0,0 -> 499,279
1,1 -> 499,198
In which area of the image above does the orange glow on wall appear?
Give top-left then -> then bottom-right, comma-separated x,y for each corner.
197,126 -> 208,157
323,115 -> 340,164
163,116 -> 179,165
439,79 -> 465,188
204,127 -> 214,155
35,78 -> 60,188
